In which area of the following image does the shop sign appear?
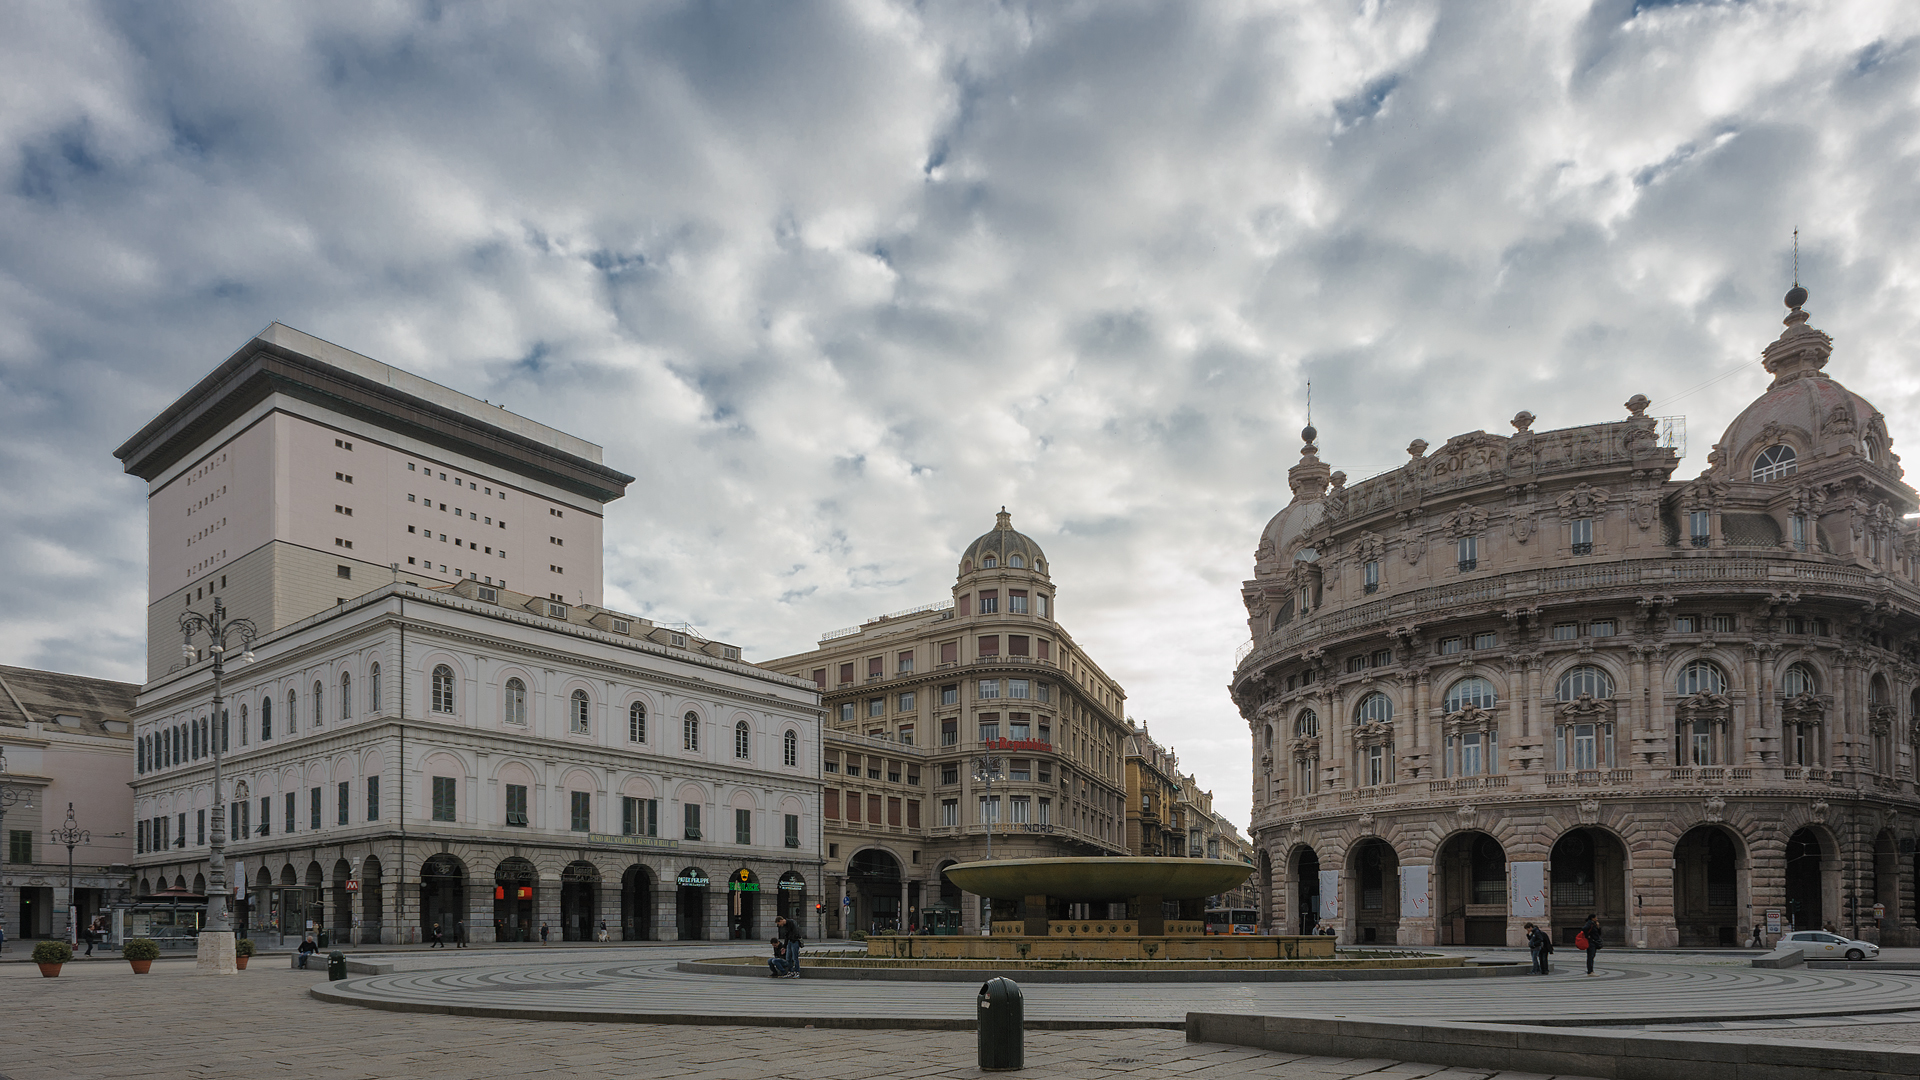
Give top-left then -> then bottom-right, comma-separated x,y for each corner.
346,879 -> 360,892
729,868 -> 758,892
778,878 -> 806,892
677,870 -> 710,888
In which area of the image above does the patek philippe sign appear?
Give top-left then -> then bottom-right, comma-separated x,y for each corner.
676,870 -> 710,888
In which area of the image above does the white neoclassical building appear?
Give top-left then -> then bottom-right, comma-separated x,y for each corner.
121,325 -> 822,943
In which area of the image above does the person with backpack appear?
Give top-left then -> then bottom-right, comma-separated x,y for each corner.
777,914 -> 803,978
1578,914 -> 1602,975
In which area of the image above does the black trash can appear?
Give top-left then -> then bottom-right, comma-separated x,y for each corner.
327,951 -> 348,981
317,930 -> 330,949
976,977 -> 1023,1071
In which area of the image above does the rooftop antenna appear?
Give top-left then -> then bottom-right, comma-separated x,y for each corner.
1305,379 -> 1312,427
1793,228 -> 1799,286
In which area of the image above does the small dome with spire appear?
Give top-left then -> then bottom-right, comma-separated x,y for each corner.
959,507 -> 1048,577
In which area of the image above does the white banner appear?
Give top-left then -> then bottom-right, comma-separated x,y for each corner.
1399,865 -> 1431,918
1510,861 -> 1546,918
235,861 -> 246,900
1317,869 -> 1340,920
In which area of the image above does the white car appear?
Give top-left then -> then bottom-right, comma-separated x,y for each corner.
1778,930 -> 1878,961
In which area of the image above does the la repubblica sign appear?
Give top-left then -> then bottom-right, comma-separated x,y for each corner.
588,833 -> 678,850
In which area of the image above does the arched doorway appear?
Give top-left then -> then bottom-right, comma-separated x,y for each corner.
1873,830 -> 1900,944
1549,828 -> 1626,946
561,861 -> 600,941
675,867 -> 710,940
360,856 -> 384,941
620,865 -> 653,941
1786,827 -> 1829,934
1674,825 -> 1742,945
847,849 -> 903,934
331,859 -> 352,938
494,857 -> 536,942
420,854 -> 467,939
1292,846 -> 1322,935
1436,832 -> 1507,945
1348,838 -> 1400,944
777,871 -> 806,924
727,868 -> 759,939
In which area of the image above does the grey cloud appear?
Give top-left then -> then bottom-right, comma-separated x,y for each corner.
4,0 -> 1920,832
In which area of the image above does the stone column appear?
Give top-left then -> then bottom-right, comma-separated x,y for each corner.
1646,645 -> 1668,766
470,879 -> 497,943
537,870 -> 561,942
1412,667 -> 1432,776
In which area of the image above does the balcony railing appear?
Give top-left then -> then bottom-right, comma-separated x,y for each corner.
1427,775 -> 1508,794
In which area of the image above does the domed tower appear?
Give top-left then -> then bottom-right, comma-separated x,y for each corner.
955,507 -> 1055,622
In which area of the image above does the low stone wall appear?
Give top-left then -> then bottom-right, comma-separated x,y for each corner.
864,933 -> 1335,961
683,954 -> 1511,983
1185,1012 -> 1917,1080
1750,945 -> 1806,968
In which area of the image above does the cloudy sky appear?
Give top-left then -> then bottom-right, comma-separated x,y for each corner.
6,0 -> 1920,829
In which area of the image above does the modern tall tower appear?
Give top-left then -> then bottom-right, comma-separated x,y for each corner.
115,323 -> 633,681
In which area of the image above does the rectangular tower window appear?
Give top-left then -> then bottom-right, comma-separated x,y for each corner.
570,791 -> 591,832
1364,560 -> 1380,593
683,803 -> 701,840
338,780 -> 350,825
285,793 -> 296,834
310,787 -> 322,830
366,777 -> 380,821
432,777 -> 456,822
1689,510 -> 1710,547
735,808 -> 752,845
784,813 -> 800,848
1456,535 -> 1479,571
623,797 -> 658,837
506,784 -> 529,826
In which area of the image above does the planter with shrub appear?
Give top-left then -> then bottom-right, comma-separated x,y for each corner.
122,937 -> 161,974
235,938 -> 255,969
33,939 -> 74,977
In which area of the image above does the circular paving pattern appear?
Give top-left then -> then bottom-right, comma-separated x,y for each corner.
311,952 -> 1920,1029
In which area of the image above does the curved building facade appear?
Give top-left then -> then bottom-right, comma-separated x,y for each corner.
1232,290 -> 1920,949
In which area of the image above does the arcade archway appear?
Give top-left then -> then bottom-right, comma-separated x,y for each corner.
620,865 -> 653,941
1785,827 -> 1832,934
1291,846 -> 1322,936
1436,831 -> 1507,945
1549,828 -> 1626,946
419,854 -> 467,939
494,857 -> 536,942
675,867 -> 710,940
561,861 -> 600,941
1347,838 -> 1400,944
727,868 -> 759,940
847,849 -> 904,933
1673,825 -> 1742,945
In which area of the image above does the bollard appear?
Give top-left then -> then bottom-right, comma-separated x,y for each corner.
327,951 -> 348,981
976,977 -> 1024,1071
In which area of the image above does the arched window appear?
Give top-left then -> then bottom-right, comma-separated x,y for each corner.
137,736 -> 146,774
369,663 -> 381,713
1782,663 -> 1818,697
340,672 -> 352,720
238,703 -> 247,747
1675,660 -> 1726,696
1295,710 -> 1318,738
982,554 -> 997,568
261,697 -> 272,740
734,720 -> 752,760
570,689 -> 591,734
1865,436 -> 1881,463
431,665 -> 456,713
1555,665 -> 1615,701
1870,674 -> 1890,706
1264,724 -> 1274,749
1751,444 -> 1797,482
1009,554 -> 1025,568
1443,677 -> 1497,713
629,701 -> 647,743
683,711 -> 701,752
1353,692 -> 1393,726
313,680 -> 324,724
287,689 -> 297,733
783,729 -> 798,767
504,678 -> 527,725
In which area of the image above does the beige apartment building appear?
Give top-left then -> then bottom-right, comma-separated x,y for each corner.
1236,287 -> 1920,949
767,510 -> 1131,935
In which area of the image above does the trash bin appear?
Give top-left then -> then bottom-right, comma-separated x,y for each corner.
317,930 -> 329,949
976,977 -> 1023,1071
327,951 -> 348,981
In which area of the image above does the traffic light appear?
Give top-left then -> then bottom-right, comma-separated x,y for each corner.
815,902 -> 824,913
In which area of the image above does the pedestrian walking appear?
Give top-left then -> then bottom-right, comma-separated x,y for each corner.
540,922 -> 550,945
431,922 -> 445,948
598,918 -> 609,943
1579,914 -> 1603,976
456,919 -> 468,948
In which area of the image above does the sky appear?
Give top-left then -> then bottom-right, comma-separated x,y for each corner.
5,0 -> 1920,832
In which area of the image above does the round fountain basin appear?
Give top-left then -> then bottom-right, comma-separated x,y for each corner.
942,857 -> 1252,903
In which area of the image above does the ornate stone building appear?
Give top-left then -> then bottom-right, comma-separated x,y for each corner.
1233,288 -> 1920,950
766,510 -> 1132,936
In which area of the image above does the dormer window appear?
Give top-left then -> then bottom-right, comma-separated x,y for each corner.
1008,554 -> 1024,568
982,554 -> 997,568
1864,437 -> 1881,464
1752,444 -> 1797,482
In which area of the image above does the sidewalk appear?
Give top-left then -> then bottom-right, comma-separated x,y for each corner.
0,936 -> 759,961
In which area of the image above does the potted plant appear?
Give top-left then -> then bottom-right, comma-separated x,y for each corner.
122,937 -> 161,974
234,938 -> 255,970
33,939 -> 74,977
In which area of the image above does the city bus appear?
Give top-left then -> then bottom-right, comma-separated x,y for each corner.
1203,907 -> 1258,934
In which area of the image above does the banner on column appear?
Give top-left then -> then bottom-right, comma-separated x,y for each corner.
1317,869 -> 1339,920
1399,865 -> 1431,918
1510,861 -> 1546,918
235,861 -> 246,900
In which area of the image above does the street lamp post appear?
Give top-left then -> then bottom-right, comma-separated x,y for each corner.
0,748 -> 34,950
48,802 -> 89,947
971,754 -> 1004,860
178,596 -> 257,975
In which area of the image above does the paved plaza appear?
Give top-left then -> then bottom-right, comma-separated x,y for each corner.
5,946 -> 1918,1079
